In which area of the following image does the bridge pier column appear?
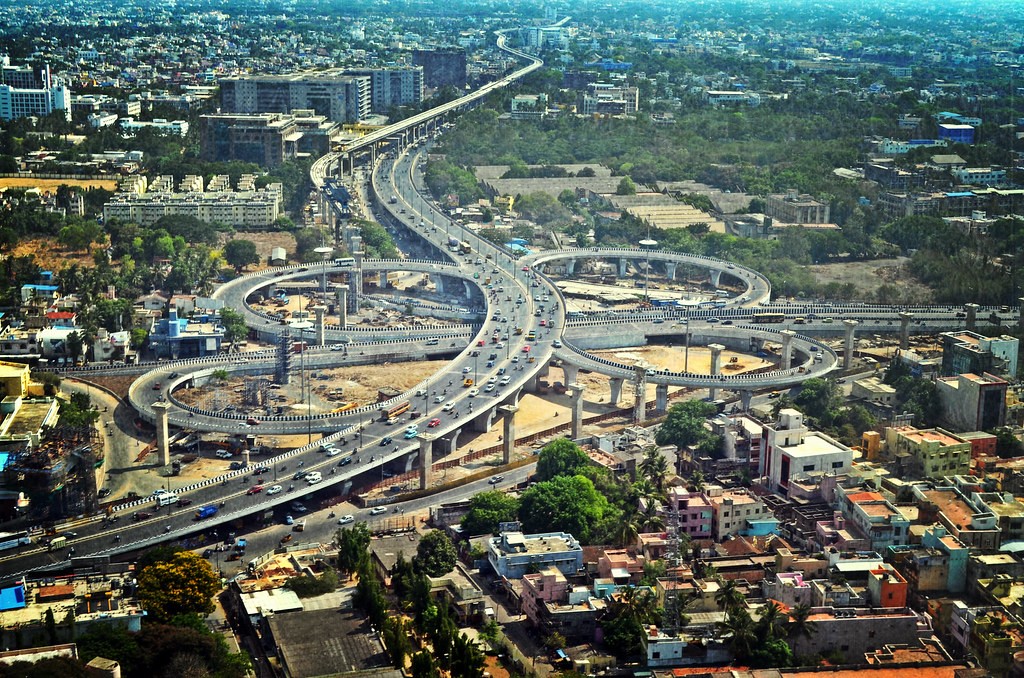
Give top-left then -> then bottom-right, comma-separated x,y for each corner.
341,480 -> 352,496
965,303 -> 979,331
313,306 -> 326,346
418,435 -> 434,490
843,320 -> 859,369
500,405 -> 518,464
336,288 -> 348,328
378,270 -> 387,288
780,330 -> 796,370
473,408 -> 495,433
899,312 -> 914,350
152,401 -> 171,467
404,453 -> 416,473
739,390 -> 753,412
609,377 -> 624,406
463,280 -> 472,298
440,429 -> 460,455
351,250 -> 364,311
666,262 -> 677,281
619,258 -> 628,278
570,383 -> 585,440
566,259 -> 576,276
656,383 -> 669,412
434,275 -> 444,295
563,363 -> 579,386
633,366 -> 648,423
708,343 -> 725,401
710,269 -> 722,288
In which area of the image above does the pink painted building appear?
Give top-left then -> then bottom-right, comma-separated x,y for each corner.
665,487 -> 712,540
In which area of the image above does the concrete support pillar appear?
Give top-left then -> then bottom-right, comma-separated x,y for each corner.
404,453 -> 416,473
710,269 -> 722,288
439,430 -> 460,455
780,330 -> 796,370
739,390 -> 753,412
843,319 -> 859,369
434,275 -> 444,295
563,363 -> 579,386
351,250 -> 364,311
708,343 -> 725,401
633,366 -> 648,423
499,405 -> 518,464
666,262 -> 677,281
462,280 -> 472,298
619,257 -> 628,278
313,306 -> 326,346
472,408 -> 495,433
336,288 -> 348,327
341,480 -> 352,496
570,383 -> 585,440
152,401 -> 171,467
566,259 -> 576,276
899,312 -> 913,350
609,377 -> 624,406
418,435 -> 434,490
378,271 -> 388,288
965,303 -> 979,331
656,383 -> 669,412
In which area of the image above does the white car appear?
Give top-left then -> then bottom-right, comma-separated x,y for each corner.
486,376 -> 497,385
326,448 -> 340,457
337,514 -> 355,525
266,485 -> 283,495
152,489 -> 167,496
499,376 -> 511,386
484,383 -> 495,392
462,366 -> 471,374
369,506 -> 387,516
434,395 -> 445,403
442,402 -> 456,412
215,450 -> 232,459
468,388 -> 479,397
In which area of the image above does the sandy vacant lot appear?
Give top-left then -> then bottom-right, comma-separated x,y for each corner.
0,177 -> 119,192
807,257 -> 933,303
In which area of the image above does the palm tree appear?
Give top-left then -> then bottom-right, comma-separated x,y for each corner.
631,477 -> 659,507
714,579 -> 745,613
716,607 -> 756,660
639,445 -> 669,492
639,502 -> 665,532
756,601 -> 786,642
788,603 -> 817,640
614,510 -> 641,547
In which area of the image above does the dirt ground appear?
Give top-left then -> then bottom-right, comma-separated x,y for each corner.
226,230 -> 297,264
0,177 -> 120,191
807,257 -> 933,303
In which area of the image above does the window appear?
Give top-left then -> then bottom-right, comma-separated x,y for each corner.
803,464 -> 815,472
832,461 -> 844,468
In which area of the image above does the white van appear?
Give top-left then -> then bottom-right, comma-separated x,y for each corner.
156,493 -> 179,507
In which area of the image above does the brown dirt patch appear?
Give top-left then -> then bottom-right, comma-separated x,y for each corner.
806,257 -> 933,303
223,230 -> 297,267
0,177 -> 119,191
12,237 -> 99,271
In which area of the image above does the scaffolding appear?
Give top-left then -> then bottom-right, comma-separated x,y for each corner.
275,330 -> 292,385
243,378 -> 272,408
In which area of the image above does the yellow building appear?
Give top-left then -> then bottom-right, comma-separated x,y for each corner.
0,361 -> 31,399
885,426 -> 971,479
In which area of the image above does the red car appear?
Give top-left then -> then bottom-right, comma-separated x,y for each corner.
246,485 -> 264,495
246,417 -> 261,425
521,345 -> 531,353
177,498 -> 193,507
476,340 -> 485,346
521,266 -> 529,271
428,417 -> 441,428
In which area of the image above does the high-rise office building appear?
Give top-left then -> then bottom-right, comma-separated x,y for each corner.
220,73 -> 370,123
345,67 -> 423,113
0,61 -> 69,121
412,48 -> 468,90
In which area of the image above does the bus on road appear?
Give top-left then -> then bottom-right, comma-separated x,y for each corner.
380,401 -> 411,422
752,313 -> 786,324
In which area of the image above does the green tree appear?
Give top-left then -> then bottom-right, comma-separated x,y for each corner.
410,650 -> 441,678
616,176 -> 637,195
601,586 -> 661,656
219,308 -> 248,345
223,239 -> 259,272
787,603 -> 817,640
714,579 -> 745,612
382,616 -> 412,669
536,438 -> 590,481
717,607 -> 756,659
655,400 -> 718,449
353,559 -> 387,628
337,523 -> 371,578
793,377 -> 841,425
638,445 -> 669,493
136,551 -> 220,623
415,530 -> 458,577
518,475 -> 611,544
460,491 -> 519,535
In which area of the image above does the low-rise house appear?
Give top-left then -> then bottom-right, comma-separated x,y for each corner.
520,566 -> 605,642
487,530 -> 584,580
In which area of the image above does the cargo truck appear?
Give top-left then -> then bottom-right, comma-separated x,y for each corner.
195,505 -> 218,520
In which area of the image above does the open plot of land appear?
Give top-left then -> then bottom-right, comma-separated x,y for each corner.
807,257 -> 933,303
0,177 -> 120,192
